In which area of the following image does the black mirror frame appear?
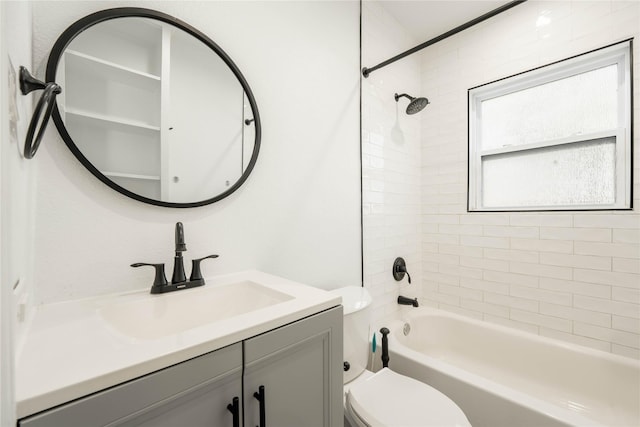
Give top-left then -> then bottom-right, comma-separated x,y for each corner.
45,7 -> 261,208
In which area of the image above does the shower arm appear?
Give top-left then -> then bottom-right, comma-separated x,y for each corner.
394,93 -> 413,102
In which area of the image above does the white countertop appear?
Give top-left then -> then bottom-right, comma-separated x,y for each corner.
15,270 -> 341,419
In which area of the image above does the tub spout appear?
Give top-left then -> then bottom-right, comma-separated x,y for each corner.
398,295 -> 419,307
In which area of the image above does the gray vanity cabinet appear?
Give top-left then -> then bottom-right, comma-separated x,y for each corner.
244,306 -> 343,427
18,343 -> 243,427
18,306 -> 342,427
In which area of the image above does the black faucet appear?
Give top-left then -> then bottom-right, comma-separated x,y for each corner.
172,222 -> 187,284
131,222 -> 219,294
397,295 -> 419,307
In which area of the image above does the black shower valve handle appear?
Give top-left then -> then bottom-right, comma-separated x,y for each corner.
189,254 -> 219,281
131,263 -> 168,288
402,267 -> 412,284
392,257 -> 411,284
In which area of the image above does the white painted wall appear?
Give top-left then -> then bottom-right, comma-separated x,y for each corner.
1,1 -> 36,423
416,0 -> 640,358
1,5 -> 6,422
31,1 -> 361,304
361,1 -> 423,330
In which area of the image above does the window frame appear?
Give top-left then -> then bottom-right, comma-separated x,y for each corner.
468,39 -> 633,212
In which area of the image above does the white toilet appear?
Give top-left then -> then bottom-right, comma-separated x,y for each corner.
332,286 -> 471,427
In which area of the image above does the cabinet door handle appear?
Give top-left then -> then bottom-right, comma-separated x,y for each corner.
253,385 -> 266,427
226,396 -> 240,427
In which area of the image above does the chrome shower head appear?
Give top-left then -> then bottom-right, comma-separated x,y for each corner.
394,93 -> 430,115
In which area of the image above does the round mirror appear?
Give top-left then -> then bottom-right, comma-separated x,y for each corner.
46,8 -> 261,208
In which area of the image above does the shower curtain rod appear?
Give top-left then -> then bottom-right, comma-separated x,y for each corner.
362,0 -> 528,78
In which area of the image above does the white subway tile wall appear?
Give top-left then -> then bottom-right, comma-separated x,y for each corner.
363,0 -> 640,358
362,2 -> 423,329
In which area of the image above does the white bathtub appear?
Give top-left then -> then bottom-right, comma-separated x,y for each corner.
387,308 -> 640,427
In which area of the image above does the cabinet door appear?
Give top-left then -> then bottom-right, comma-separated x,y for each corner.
19,343 -> 242,427
243,307 -> 343,427
116,365 -> 241,427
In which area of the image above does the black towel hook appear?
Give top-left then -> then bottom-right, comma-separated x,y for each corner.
19,66 -> 62,159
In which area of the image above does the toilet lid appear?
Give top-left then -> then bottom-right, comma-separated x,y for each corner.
347,368 -> 471,427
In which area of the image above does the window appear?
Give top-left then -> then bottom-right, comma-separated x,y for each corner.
468,40 -> 632,211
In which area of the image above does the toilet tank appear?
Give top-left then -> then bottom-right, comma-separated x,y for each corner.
331,286 -> 373,384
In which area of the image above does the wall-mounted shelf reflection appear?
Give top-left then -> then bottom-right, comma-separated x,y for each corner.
102,171 -> 161,181
65,108 -> 161,132
65,49 -> 161,87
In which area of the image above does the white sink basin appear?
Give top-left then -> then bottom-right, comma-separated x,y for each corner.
100,280 -> 294,339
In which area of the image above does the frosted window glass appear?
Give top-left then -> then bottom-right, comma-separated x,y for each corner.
481,65 -> 618,150
482,138 -> 615,208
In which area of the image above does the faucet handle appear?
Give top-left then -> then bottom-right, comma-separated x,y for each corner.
131,263 -> 168,290
393,257 -> 411,284
190,255 -> 219,282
